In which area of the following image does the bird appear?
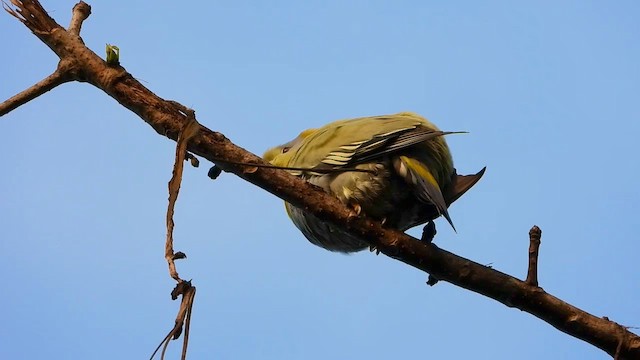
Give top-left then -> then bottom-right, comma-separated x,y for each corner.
263,112 -> 485,253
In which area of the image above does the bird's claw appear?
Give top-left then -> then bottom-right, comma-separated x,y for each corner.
426,274 -> 439,286
347,203 -> 362,219
421,221 -> 437,243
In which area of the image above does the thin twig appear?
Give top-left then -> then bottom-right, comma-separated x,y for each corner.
526,225 -> 542,286
150,330 -> 173,360
180,286 -> 196,360
150,281 -> 196,360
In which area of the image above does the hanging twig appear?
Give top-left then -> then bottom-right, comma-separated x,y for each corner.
165,108 -> 200,281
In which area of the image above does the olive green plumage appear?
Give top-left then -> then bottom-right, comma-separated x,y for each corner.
264,112 -> 485,253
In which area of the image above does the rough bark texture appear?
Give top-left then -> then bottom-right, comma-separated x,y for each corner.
2,1 -> 639,358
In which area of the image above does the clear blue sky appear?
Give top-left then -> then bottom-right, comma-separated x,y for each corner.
1,1 -> 638,359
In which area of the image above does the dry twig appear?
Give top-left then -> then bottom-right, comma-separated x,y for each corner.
150,281 -> 196,360
158,106 -> 200,358
165,109 -> 200,282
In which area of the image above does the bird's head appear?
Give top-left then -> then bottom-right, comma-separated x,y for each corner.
263,128 -> 317,167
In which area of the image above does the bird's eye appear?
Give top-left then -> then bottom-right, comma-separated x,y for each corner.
282,146 -> 291,154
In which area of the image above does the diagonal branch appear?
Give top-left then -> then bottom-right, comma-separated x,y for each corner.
0,65 -> 71,116
2,1 -> 639,359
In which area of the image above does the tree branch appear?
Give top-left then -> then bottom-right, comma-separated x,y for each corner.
2,1 -> 639,358
0,63 -> 71,116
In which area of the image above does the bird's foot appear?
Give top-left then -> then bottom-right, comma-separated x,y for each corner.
208,165 -> 222,180
420,221 -> 437,243
347,203 -> 362,219
426,274 -> 439,286
368,217 -> 388,255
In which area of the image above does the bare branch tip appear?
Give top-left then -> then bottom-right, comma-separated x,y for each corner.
529,225 -> 542,239
73,1 -> 92,13
525,225 -> 542,287
69,1 -> 91,34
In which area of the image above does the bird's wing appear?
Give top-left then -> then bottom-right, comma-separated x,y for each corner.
351,126 -> 465,165
294,114 -> 461,170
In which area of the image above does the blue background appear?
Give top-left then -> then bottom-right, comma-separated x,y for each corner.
1,1 -> 638,359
